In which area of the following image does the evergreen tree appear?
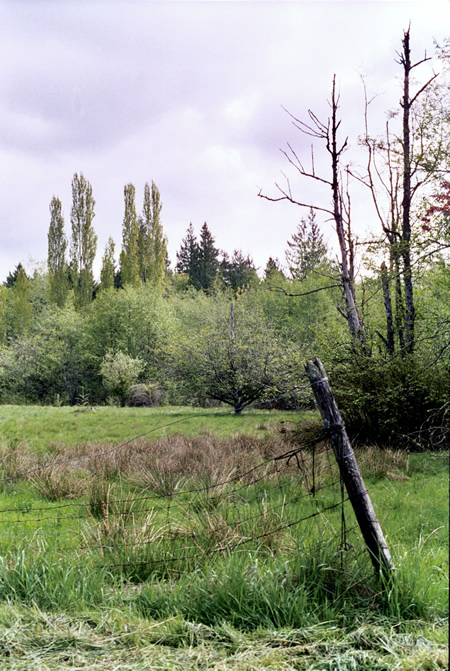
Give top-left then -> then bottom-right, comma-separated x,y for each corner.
13,265 -> 31,334
197,222 -> 219,292
70,173 -> 97,310
47,196 -> 69,307
120,183 -> 140,286
100,236 -> 116,291
264,257 -> 285,282
285,208 -> 328,280
4,263 -> 25,288
220,250 -> 258,294
176,223 -> 200,281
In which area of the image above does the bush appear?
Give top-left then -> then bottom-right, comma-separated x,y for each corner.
100,350 -> 144,406
128,382 -> 165,407
329,351 -> 449,450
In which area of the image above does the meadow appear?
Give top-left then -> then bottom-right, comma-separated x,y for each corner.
0,405 -> 447,670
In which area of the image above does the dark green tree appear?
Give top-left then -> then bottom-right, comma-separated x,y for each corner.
4,263 -> 26,288
70,173 -> 97,310
197,222 -> 219,292
175,223 -> 200,282
48,196 -> 69,307
220,250 -> 258,294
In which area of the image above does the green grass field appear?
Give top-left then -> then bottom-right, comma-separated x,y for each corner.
0,406 -> 447,670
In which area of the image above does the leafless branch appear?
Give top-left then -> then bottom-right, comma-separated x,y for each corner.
266,283 -> 341,297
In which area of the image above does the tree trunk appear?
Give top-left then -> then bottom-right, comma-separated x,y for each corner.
400,28 -> 416,353
305,358 -> 395,578
380,262 -> 395,354
330,77 -> 365,345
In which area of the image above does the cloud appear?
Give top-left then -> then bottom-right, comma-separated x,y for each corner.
0,1 -> 449,282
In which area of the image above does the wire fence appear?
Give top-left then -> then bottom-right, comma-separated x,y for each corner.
0,410 -> 366,579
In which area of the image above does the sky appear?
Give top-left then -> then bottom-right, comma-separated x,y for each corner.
0,0 -> 449,283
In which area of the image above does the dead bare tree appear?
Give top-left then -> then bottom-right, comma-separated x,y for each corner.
259,75 -> 365,346
355,27 -> 439,355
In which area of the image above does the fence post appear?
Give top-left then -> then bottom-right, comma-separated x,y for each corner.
305,357 -> 395,578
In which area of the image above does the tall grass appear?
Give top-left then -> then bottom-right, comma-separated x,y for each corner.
0,424 -> 446,636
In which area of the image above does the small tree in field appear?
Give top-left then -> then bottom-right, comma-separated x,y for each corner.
171,298 -> 304,413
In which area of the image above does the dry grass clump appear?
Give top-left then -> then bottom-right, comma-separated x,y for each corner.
28,463 -> 90,501
354,446 -> 409,479
0,433 -> 413,503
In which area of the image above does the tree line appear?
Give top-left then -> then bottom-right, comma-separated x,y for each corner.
0,28 -> 448,448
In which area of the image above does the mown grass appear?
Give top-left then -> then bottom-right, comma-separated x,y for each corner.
0,407 -> 447,669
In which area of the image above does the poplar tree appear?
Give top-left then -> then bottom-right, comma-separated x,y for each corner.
70,173 -> 97,310
48,196 -> 69,307
100,236 -> 116,291
147,182 -> 167,290
120,183 -> 140,286
139,182 -> 168,289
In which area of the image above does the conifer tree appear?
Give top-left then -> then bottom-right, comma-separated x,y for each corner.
100,236 -> 116,291
176,223 -> 200,280
285,208 -> 328,280
13,265 -> 31,334
120,183 -> 140,286
70,173 -> 97,309
48,196 -> 69,307
197,222 -> 219,292
220,250 -> 258,294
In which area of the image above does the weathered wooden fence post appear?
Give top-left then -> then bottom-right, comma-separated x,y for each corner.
305,357 -> 395,578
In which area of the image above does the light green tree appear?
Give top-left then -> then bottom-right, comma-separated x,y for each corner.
100,236 -> 116,291
13,265 -> 31,334
170,295 -> 304,413
70,173 -> 97,310
100,350 -> 144,405
48,196 -> 69,307
120,183 -> 140,287
140,181 -> 168,290
0,286 -> 7,344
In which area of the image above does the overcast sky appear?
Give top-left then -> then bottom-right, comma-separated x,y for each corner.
0,0 -> 449,283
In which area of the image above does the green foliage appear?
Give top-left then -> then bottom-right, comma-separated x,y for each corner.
70,173 -> 97,310
100,350 -> 144,406
219,249 -> 259,294
144,181 -> 167,290
170,294 -> 305,412
99,236 -> 116,291
285,208 -> 329,280
47,196 -> 69,307
120,183 -> 140,287
0,285 -> 7,344
13,265 -> 31,335
175,222 -> 220,292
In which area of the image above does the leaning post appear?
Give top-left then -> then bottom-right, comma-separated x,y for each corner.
305,357 -> 395,578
